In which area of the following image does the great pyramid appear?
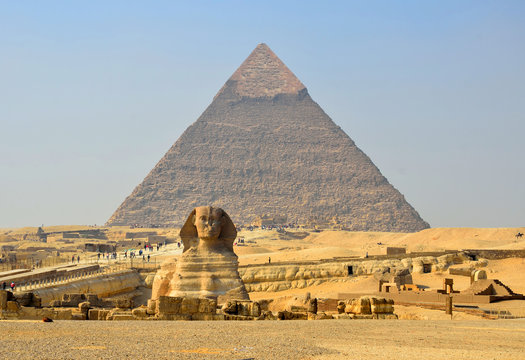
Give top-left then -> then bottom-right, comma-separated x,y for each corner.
107,43 -> 429,232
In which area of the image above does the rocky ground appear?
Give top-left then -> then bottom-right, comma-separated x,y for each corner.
1,319 -> 524,359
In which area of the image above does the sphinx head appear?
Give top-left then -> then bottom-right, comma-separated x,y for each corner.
193,206 -> 223,241
180,206 -> 237,253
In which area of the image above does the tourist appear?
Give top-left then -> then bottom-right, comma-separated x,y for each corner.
72,255 -> 75,263
77,255 -> 80,263
10,282 -> 15,292
2,281 -> 6,290
97,253 -> 101,260
268,257 -> 271,264
142,255 -> 145,262
147,254 -> 150,262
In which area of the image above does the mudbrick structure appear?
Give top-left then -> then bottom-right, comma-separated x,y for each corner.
108,43 -> 429,232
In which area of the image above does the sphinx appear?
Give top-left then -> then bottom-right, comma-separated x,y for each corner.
151,206 -> 249,301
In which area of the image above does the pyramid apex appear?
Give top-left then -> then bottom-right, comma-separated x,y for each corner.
215,43 -> 306,99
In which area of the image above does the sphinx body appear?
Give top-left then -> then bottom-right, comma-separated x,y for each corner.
152,206 -> 249,301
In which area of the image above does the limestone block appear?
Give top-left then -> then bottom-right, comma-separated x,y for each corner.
15,292 -> 34,307
144,274 -> 155,289
345,297 -> 371,315
147,299 -> 157,315
88,309 -> 110,320
260,310 -> 276,320
112,314 -> 134,321
181,297 -> 200,314
54,309 -> 73,320
197,298 -> 217,314
113,298 -> 133,309
0,290 -> 7,310
237,301 -> 251,316
61,294 -> 86,307
78,302 -> 91,315
337,301 -> 345,314
250,301 -> 261,317
156,296 -> 182,315
376,313 -> 398,319
307,312 -> 332,320
333,313 -> 354,320
191,313 -> 225,321
71,311 -> 87,320
88,309 -> 101,320
6,301 -> 20,312
354,314 -> 374,319
156,313 -> 192,321
19,306 -> 38,319
308,298 -> 318,314
222,301 -> 238,315
132,307 -> 149,319
370,297 -> 394,314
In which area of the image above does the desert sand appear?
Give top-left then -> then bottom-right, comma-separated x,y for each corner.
0,319 -> 524,359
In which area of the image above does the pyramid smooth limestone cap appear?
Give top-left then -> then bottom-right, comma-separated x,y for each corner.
215,43 -> 306,99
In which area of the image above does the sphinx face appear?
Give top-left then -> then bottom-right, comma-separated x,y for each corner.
193,206 -> 222,241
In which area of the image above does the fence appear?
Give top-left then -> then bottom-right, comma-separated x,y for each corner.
12,261 -> 160,293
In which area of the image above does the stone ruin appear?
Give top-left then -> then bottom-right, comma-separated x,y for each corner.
336,296 -> 397,319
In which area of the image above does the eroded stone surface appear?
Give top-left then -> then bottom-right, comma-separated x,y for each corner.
152,207 -> 249,301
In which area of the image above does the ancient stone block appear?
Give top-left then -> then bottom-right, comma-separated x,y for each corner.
308,298 -> 318,314
307,312 -> 332,320
0,290 -> 7,310
78,302 -> 91,314
111,314 -> 134,321
71,311 -> 87,320
181,297 -> 200,314
197,298 -> 217,314
132,307 -> 149,319
61,294 -> 87,307
88,309 -> 110,320
156,313 -> 192,321
54,309 -> 73,320
6,301 -> 20,312
191,313 -> 225,321
221,300 -> 237,314
337,301 -> 345,314
156,296 -> 182,315
113,298 -> 133,309
15,292 -> 34,307
345,297 -> 371,315
147,299 -> 156,315
370,297 -> 394,314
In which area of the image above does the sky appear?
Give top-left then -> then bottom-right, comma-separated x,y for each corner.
1,1 -> 524,228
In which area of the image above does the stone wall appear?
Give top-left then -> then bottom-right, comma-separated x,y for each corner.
31,270 -> 143,306
238,252 -> 476,292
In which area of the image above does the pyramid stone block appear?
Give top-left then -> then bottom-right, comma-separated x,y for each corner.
107,43 -> 429,232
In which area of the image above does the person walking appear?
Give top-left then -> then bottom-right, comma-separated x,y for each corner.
2,281 -> 6,290
147,254 -> 150,263
10,282 -> 15,292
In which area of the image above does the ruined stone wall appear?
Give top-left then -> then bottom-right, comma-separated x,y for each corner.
238,253 -> 476,292
31,270 -> 143,306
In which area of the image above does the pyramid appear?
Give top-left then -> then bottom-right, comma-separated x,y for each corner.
107,44 -> 429,232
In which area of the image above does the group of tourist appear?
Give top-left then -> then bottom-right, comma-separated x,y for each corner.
1,281 -> 16,292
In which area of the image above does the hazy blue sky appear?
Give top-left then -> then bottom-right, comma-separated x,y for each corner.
1,1 -> 524,228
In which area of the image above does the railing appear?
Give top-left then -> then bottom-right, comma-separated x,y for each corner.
11,258 -> 161,293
